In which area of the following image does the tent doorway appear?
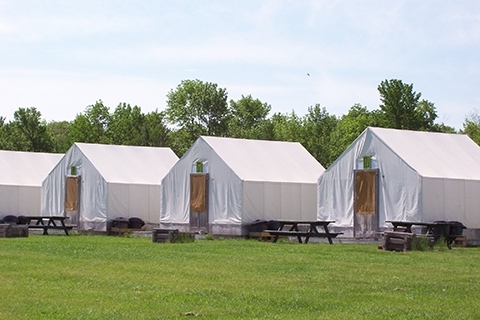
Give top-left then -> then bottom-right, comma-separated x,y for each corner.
190,173 -> 209,233
354,169 -> 379,238
65,176 -> 80,226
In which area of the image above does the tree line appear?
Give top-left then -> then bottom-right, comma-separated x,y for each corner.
1,79 -> 478,168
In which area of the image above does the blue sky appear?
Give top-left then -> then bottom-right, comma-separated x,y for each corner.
1,1 -> 479,130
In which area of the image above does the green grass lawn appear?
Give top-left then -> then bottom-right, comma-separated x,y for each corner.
0,235 -> 479,319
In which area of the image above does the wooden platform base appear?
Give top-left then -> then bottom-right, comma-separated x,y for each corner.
110,227 -> 144,236
0,224 -> 28,238
452,235 -> 467,247
382,231 -> 436,252
249,232 -> 275,242
152,228 -> 178,243
152,229 -> 195,243
383,231 -> 415,252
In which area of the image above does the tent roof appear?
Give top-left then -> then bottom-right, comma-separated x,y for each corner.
369,127 -> 480,179
200,136 -> 325,183
0,150 -> 63,186
74,143 -> 179,184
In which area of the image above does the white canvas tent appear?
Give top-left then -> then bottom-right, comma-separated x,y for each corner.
0,150 -> 63,217
160,136 -> 325,235
42,143 -> 178,231
317,127 -> 480,238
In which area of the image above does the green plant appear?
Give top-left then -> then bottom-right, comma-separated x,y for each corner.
173,232 -> 195,243
204,233 -> 214,241
411,236 -> 433,251
275,236 -> 294,244
433,236 -> 448,251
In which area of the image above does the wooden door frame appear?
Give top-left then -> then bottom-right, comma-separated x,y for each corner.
353,169 -> 379,238
65,175 -> 81,226
189,173 -> 209,233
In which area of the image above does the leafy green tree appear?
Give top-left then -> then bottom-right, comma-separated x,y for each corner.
166,79 -> 230,145
47,120 -> 72,153
143,110 -> 171,147
229,95 -> 271,138
70,100 -> 110,144
377,79 -> 437,130
229,117 -> 276,141
270,111 -> 304,142
415,100 -> 438,130
243,119 -> 277,140
430,123 -> 457,134
0,117 -> 14,150
108,103 -> 145,145
336,104 -> 370,147
8,107 -> 53,152
334,104 -> 383,154
462,110 -> 480,145
166,129 -> 193,157
301,105 -> 338,168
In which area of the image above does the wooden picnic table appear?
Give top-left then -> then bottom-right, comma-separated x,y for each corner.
386,221 -> 458,249
264,220 -> 342,244
26,216 -> 73,236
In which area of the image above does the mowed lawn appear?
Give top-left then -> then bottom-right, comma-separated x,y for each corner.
0,235 -> 479,319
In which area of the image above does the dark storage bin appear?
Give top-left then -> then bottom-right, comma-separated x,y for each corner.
112,217 -> 129,229
249,219 -> 268,232
433,221 -> 448,236
448,221 -> 466,236
3,215 -> 18,225
268,220 -> 280,231
17,216 -> 29,225
128,217 -> 145,229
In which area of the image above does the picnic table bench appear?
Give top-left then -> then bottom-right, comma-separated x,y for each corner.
264,220 -> 342,244
26,216 -> 73,236
386,221 -> 462,249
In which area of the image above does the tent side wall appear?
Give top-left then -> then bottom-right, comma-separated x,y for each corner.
160,163 -> 190,230
243,181 -> 317,223
42,168 -> 65,216
318,128 -> 423,231
208,159 -> 243,235
42,145 -> 109,230
317,131 -> 367,227
464,180 -> 480,228
0,151 -> 62,218
160,138 -> 243,234
422,177 -> 480,228
108,182 -> 161,228
378,146 -> 422,224
317,169 -> 354,227
0,185 -> 41,216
